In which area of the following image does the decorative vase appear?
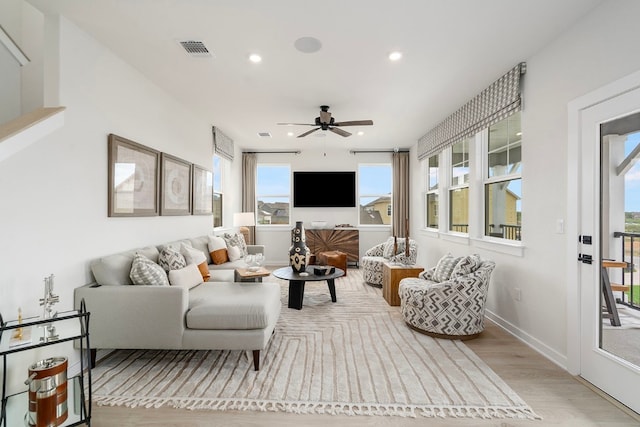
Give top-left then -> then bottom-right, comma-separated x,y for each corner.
289,221 -> 310,273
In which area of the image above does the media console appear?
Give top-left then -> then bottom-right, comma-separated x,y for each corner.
305,228 -> 359,266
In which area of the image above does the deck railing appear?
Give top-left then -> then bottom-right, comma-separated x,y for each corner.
613,231 -> 639,311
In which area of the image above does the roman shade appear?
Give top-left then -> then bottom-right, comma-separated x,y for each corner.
212,126 -> 234,161
417,62 -> 526,160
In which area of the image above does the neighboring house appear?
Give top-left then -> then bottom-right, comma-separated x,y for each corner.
361,196 -> 391,225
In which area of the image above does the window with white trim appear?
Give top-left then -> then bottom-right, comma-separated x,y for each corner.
449,138 -> 471,233
256,164 -> 290,225
485,112 -> 522,240
425,154 -> 439,229
359,164 -> 392,225
212,154 -> 223,228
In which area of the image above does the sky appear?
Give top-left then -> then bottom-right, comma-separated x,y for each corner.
624,132 -> 640,212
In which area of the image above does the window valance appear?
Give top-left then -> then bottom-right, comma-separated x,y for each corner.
417,62 -> 526,160
213,126 -> 234,161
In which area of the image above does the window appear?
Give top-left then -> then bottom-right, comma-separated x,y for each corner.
256,164 -> 290,225
212,155 -> 223,228
359,164 -> 392,225
425,154 -> 439,229
449,138 -> 471,233
485,112 -> 522,240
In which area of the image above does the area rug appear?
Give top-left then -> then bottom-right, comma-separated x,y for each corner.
91,272 -> 540,420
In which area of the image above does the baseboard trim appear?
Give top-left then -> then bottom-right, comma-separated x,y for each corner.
485,310 -> 568,369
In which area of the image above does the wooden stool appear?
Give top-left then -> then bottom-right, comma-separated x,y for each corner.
317,251 -> 348,276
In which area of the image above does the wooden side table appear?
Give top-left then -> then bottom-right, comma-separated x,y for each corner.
383,262 -> 424,306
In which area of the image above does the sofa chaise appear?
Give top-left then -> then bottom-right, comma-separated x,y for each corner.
74,234 -> 281,370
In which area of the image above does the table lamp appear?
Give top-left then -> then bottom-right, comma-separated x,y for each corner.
233,212 -> 255,245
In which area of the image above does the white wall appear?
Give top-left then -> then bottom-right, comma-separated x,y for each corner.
411,0 -> 640,367
0,14 -> 219,392
255,147 -> 395,264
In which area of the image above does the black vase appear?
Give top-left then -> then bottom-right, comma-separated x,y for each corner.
289,221 -> 309,273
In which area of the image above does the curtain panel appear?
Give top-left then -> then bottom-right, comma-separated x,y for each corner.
212,127 -> 234,161
392,152 -> 410,237
417,62 -> 526,160
241,152 -> 256,213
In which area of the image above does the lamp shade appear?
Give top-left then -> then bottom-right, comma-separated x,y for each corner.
233,212 -> 255,227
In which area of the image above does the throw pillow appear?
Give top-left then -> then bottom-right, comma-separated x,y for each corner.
158,246 -> 187,272
433,253 -> 462,282
451,254 -> 482,278
208,235 -> 229,265
129,253 -> 169,286
382,236 -> 398,259
168,263 -> 203,289
180,243 -> 210,281
223,232 -> 248,258
227,244 -> 242,262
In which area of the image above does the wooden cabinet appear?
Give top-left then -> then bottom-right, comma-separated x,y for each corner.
306,228 -> 359,265
383,262 -> 424,306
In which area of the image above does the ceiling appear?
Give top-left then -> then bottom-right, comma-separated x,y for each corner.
27,0 -> 602,152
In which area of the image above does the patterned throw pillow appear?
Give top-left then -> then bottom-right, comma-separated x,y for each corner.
382,236 -> 399,259
129,253 -> 169,286
223,232 -> 248,258
158,246 -> 187,272
208,235 -> 229,265
432,253 -> 462,282
451,254 -> 482,278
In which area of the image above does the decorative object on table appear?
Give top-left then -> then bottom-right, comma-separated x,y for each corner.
362,237 -> 418,287
107,134 -> 160,217
310,220 -> 328,228
313,266 -> 335,276
25,356 -> 68,427
289,221 -> 310,273
398,254 -> 495,339
192,164 -> 213,215
233,212 -> 256,245
160,152 -> 192,216
245,253 -> 264,272
9,307 -> 32,348
39,274 -> 59,342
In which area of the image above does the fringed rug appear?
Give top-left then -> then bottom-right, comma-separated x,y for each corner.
92,270 -> 540,420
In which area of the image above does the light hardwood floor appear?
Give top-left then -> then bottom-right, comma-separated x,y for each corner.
90,271 -> 640,427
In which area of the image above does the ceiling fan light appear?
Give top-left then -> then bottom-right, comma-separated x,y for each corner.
389,51 -> 402,61
249,53 -> 262,63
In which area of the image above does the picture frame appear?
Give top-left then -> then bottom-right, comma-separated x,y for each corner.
192,164 -> 213,215
160,153 -> 192,215
108,134 -> 160,217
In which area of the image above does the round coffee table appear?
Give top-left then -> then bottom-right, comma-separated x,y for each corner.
272,266 -> 345,310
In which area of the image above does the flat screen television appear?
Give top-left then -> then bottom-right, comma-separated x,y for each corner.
293,171 -> 356,207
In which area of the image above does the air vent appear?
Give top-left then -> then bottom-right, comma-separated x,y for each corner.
257,132 -> 272,138
179,40 -> 212,57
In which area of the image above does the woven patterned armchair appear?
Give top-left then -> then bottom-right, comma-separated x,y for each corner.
361,237 -> 418,287
398,255 -> 495,339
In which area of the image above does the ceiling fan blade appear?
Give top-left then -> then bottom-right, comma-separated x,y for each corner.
333,120 -> 374,126
277,122 -> 316,126
298,128 -> 321,138
329,127 -> 351,137
320,110 -> 332,124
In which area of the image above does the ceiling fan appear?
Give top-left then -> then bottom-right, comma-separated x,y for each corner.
278,105 -> 373,138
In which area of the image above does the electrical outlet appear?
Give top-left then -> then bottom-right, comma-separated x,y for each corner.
512,288 -> 522,301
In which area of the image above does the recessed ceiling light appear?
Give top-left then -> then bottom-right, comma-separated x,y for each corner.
287,132 -> 294,137
388,51 -> 402,61
357,131 -> 364,136
249,54 -> 262,63
294,37 -> 322,53
516,132 -> 522,136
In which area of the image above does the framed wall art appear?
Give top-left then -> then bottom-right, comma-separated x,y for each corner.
192,164 -> 213,215
160,153 -> 192,215
108,134 -> 160,217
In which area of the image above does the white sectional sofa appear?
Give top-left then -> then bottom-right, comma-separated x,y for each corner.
74,234 -> 281,370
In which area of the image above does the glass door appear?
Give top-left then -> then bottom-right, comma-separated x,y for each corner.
579,87 -> 640,414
